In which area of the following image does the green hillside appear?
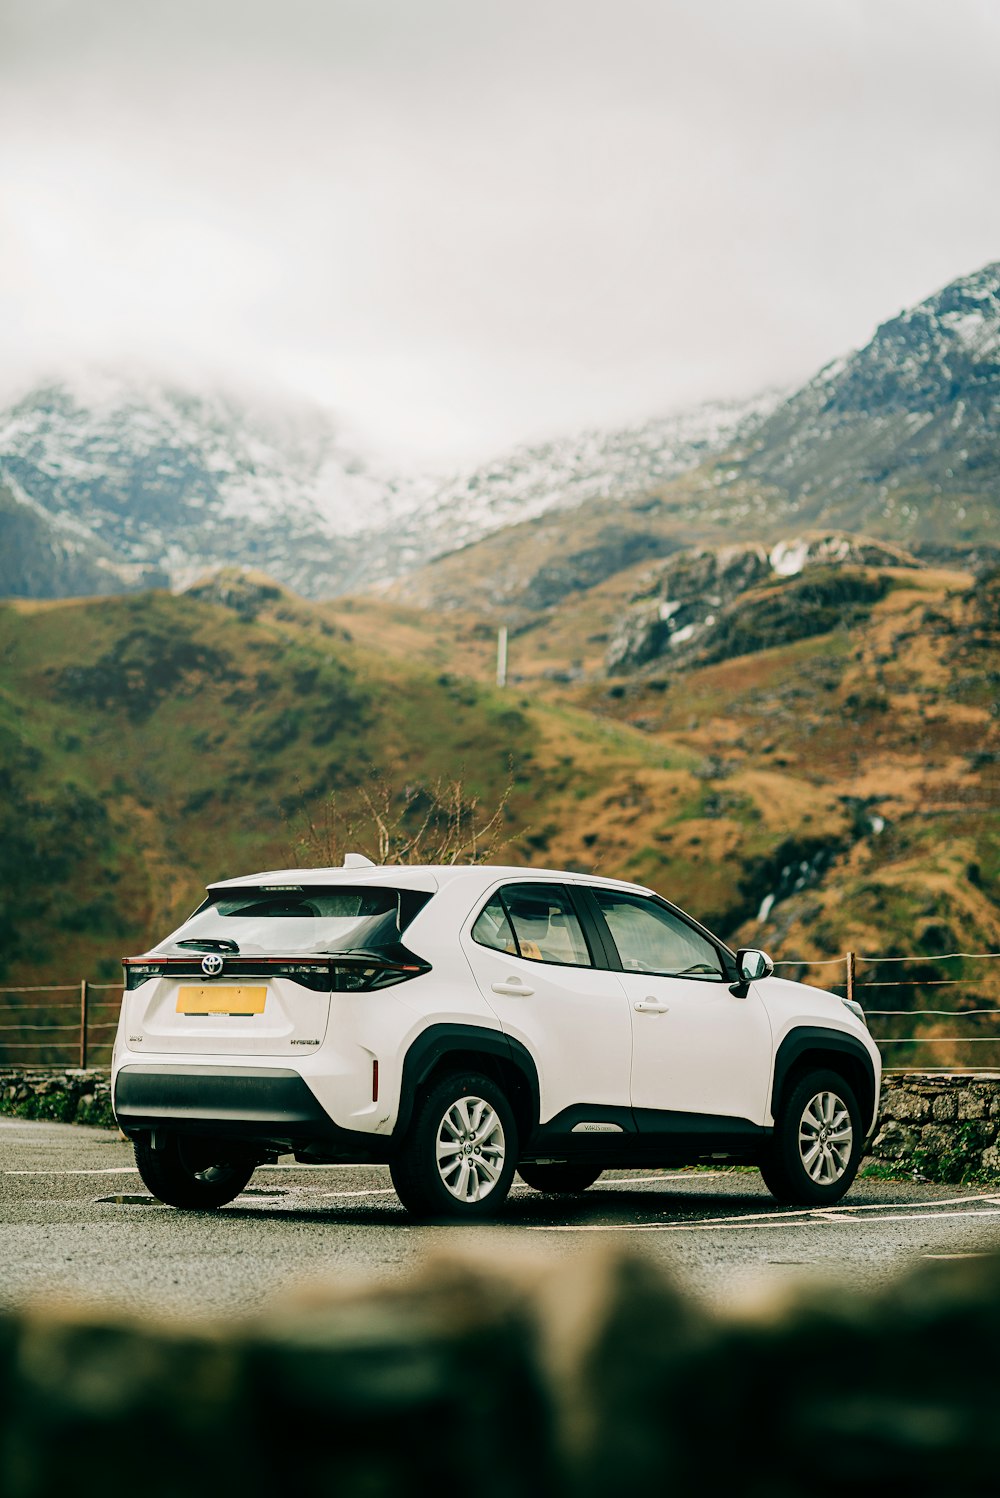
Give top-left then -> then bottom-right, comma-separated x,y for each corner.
2,559 -> 998,1069
0,587 -> 537,984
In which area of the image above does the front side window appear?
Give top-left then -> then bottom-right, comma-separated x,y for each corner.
592,891 -> 725,980
495,883 -> 592,967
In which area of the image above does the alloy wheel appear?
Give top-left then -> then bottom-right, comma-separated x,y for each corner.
798,1089 -> 854,1185
435,1094 -> 506,1203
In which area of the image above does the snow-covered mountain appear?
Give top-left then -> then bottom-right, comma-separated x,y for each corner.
384,389 -> 781,575
0,373 -> 778,599
2,260 -> 998,603
0,375 -> 407,598
718,260 -> 1000,542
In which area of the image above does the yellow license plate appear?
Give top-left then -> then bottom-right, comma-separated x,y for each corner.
176,985 -> 267,1015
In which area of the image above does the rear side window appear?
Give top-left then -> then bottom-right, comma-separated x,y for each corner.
474,883 -> 592,967
592,890 -> 725,980
471,896 -> 517,954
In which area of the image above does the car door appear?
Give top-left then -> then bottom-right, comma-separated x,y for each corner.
584,887 -> 773,1128
460,880 -> 633,1127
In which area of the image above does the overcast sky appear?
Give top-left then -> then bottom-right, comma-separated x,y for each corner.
2,0 -> 999,464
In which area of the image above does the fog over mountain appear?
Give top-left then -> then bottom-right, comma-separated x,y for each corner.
0,373 -> 779,598
3,1 -> 1000,462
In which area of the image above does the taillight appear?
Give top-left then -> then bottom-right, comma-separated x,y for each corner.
124,963 -> 161,990
331,962 -> 428,992
122,948 -> 431,993
267,964 -> 335,992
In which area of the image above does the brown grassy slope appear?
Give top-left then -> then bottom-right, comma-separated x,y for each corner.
337,559 -> 1000,949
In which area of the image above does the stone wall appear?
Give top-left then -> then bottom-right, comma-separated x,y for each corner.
0,1248 -> 998,1497
0,1068 -> 113,1126
869,1072 -> 1000,1180
2,1067 -> 999,1182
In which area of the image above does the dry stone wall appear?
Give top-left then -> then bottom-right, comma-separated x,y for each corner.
2,1067 -> 999,1180
0,1069 -> 113,1126
869,1072 -> 1000,1180
0,1249 -> 999,1498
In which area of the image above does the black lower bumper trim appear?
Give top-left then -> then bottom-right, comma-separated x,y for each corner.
114,1065 -> 392,1162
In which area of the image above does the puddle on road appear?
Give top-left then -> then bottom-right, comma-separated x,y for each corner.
96,1195 -> 167,1207
96,1187 -> 290,1207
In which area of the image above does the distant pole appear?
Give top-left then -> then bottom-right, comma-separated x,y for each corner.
846,951 -> 856,1006
496,625 -> 508,689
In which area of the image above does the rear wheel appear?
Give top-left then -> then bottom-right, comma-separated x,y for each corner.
517,1163 -> 602,1194
760,1068 -> 863,1205
390,1071 -> 518,1220
134,1132 -> 256,1209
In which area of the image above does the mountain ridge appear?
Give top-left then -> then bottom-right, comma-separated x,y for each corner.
1,260 -> 998,603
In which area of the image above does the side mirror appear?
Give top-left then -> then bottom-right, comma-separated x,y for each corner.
730,947 -> 774,996
738,948 -> 774,983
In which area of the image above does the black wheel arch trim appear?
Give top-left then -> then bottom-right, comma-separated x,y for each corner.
396,1023 -> 541,1139
771,1027 -> 878,1132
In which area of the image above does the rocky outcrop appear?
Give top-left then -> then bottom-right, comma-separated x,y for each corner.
606,533 -> 914,672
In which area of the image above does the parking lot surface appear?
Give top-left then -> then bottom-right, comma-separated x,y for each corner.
2,1116 -> 999,1318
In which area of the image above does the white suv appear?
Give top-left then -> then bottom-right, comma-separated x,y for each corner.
113,860 -> 881,1218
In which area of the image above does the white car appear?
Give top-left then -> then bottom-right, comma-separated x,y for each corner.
113,859 -> 881,1218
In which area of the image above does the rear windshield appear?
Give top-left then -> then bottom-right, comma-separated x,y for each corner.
155,886 -> 432,957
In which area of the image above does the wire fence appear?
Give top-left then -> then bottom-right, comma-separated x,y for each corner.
0,981 -> 122,1070
1,951 -> 1000,1072
772,949 -> 1000,1072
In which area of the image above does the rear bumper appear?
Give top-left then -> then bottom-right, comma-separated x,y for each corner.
114,1064 -> 393,1162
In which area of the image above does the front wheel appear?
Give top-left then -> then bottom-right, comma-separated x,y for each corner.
518,1163 -> 603,1194
134,1132 -> 256,1209
760,1068 -> 863,1205
390,1072 -> 518,1220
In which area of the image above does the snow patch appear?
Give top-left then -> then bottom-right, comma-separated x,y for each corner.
770,539 -> 809,576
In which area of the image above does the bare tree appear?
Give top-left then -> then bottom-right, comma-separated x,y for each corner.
291,765 -> 519,867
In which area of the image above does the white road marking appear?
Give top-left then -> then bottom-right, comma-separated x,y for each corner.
5,1163 -> 394,1178
4,1167 -> 140,1176
529,1195 -> 1000,1234
923,1253 -> 994,1259
257,1163 -> 391,1171
316,1188 -> 398,1199
593,1173 -> 716,1187
530,1210 -> 1000,1235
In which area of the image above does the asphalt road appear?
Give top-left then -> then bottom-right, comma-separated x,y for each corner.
2,1116 -> 999,1319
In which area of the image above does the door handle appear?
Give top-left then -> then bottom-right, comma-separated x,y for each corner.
492,979 -> 535,997
634,999 -> 669,1014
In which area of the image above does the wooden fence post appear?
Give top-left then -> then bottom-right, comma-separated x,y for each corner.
79,979 -> 89,1070
846,951 -> 856,1006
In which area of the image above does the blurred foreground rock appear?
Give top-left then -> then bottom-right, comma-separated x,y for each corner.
1,1248 -> 998,1498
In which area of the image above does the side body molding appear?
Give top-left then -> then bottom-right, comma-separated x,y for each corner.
396,1022 -> 541,1139
771,1026 -> 878,1133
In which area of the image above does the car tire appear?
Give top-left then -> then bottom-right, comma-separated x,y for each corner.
390,1071 -> 518,1220
760,1067 -> 864,1205
134,1132 -> 256,1209
517,1163 -> 603,1194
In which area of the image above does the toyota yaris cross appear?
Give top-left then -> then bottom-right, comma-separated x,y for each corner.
112,860 -> 880,1218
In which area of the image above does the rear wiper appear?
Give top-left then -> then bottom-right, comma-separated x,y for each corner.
176,938 -> 241,954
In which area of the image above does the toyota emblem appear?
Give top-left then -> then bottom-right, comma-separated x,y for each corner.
201,953 -> 224,977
